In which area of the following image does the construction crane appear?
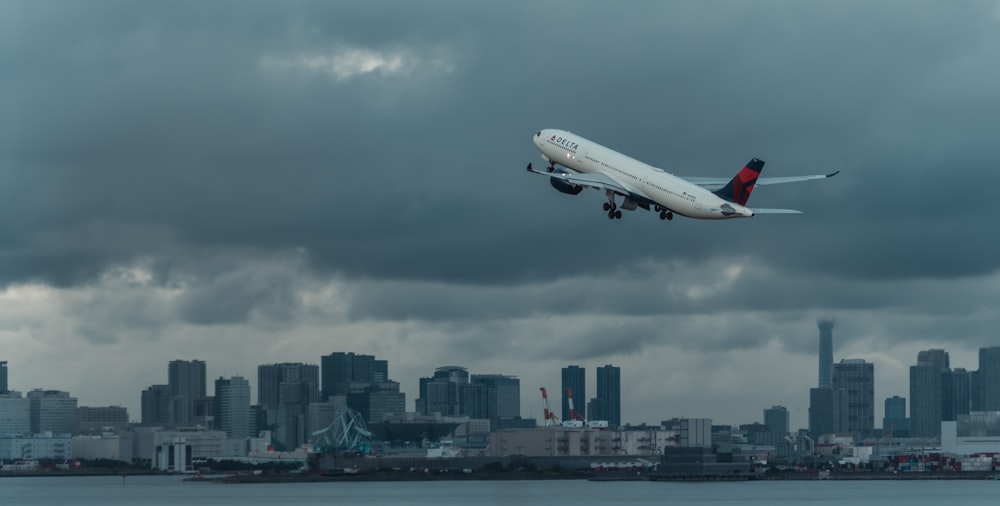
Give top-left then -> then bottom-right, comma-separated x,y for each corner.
539,387 -> 562,426
565,388 -> 587,422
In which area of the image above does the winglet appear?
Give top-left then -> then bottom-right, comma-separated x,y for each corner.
826,170 -> 840,178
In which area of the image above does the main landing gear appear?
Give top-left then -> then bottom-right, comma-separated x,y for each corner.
655,206 -> 673,221
603,193 -> 622,220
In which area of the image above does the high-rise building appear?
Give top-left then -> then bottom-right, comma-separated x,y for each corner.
321,352 -> 386,399
910,349 -> 950,438
27,389 -> 78,434
817,320 -> 834,388
593,364 -> 621,427
167,359 -> 206,425
943,368 -> 971,422
808,387 -> 846,437
764,405 -> 789,435
257,363 -> 319,450
561,365 -> 586,422
347,380 -> 406,424
832,359 -> 875,436
469,374 -> 520,427
141,384 -> 171,425
0,391 -> 30,435
214,376 -> 251,439
0,361 -> 8,393
980,347 -> 1000,411
883,396 -> 908,436
416,366 -> 468,416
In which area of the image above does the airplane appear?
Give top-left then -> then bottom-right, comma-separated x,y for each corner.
527,129 -> 838,221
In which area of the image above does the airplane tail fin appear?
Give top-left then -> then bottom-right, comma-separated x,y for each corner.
713,158 -> 764,205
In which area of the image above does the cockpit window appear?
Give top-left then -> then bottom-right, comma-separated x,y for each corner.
535,131 -> 541,137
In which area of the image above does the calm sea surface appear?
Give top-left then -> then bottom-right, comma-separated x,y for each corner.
1,475 -> 997,506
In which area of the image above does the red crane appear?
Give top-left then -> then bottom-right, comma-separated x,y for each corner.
539,387 -> 561,426
565,388 -> 587,422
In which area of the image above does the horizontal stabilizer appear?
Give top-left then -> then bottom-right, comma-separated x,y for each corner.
750,208 -> 803,215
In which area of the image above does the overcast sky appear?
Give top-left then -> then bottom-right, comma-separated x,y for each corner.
3,1 -> 1000,430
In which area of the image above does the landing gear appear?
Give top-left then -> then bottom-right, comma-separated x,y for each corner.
546,164 -> 555,173
603,192 -> 621,219
659,210 -> 673,221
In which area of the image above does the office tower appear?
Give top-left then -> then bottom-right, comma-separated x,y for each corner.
469,374 -> 520,427
594,364 -> 622,427
764,405 -> 789,435
808,387 -> 846,437
257,363 -> 319,450
168,359 -> 206,425
141,384 -> 171,425
27,389 -> 78,434
0,361 -> 7,393
214,376 -> 251,439
817,320 -> 834,388
346,380 -> 406,424
561,365 -> 586,421
0,391 -> 30,435
909,349 -> 949,438
321,352 -> 385,399
883,395 -> 908,436
416,366 -> 468,416
980,347 -> 1000,411
832,359 -> 875,436
943,368 -> 971,421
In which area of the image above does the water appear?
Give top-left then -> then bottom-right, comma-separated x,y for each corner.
1,475 -> 997,506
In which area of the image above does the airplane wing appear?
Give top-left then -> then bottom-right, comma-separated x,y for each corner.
685,170 -> 840,191
748,208 -> 802,214
527,164 -> 632,195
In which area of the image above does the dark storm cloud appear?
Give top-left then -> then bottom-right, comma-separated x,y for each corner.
4,1 -> 1000,319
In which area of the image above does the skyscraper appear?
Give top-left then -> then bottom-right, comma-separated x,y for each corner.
416,366 -> 468,416
980,346 -> 1000,411
561,365 -> 586,422
214,376 -> 251,439
832,359 -> 875,435
909,349 -> 949,438
817,320 -> 834,388
594,364 -> 621,427
469,374 -> 520,427
0,391 -> 30,435
257,363 -> 319,450
764,405 -> 789,435
168,359 -> 206,425
321,352 -> 386,399
141,384 -> 171,425
943,368 -> 971,421
0,361 -> 8,393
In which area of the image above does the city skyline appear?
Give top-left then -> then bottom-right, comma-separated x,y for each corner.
3,342 -> 997,432
4,2 -> 1000,434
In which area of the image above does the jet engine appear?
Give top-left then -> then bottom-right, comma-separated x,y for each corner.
549,177 -> 583,195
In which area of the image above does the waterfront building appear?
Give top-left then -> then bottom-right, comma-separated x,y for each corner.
910,349 -> 950,438
167,359 -> 206,425
214,376 -> 251,439
27,389 -> 77,435
764,405 -> 789,435
593,364 -> 621,428
0,360 -> 7,393
0,433 -> 72,460
469,374 -> 520,428
832,359 -> 875,436
817,320 -> 834,388
75,406 -> 129,433
0,391 -> 30,435
979,346 -> 1000,411
561,365 -> 586,422
140,384 -> 172,426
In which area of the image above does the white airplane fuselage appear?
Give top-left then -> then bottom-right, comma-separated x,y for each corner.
533,129 -> 754,219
